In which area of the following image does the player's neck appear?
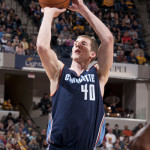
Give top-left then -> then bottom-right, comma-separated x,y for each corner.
70,60 -> 89,76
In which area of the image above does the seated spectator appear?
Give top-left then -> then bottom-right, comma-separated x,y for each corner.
121,31 -> 133,44
25,119 -> 34,135
0,26 -> 4,39
28,42 -> 37,56
106,137 -> 113,150
1,34 -> 7,45
106,128 -> 116,144
2,98 -> 13,110
133,43 -> 144,57
12,14 -> 22,29
0,122 -> 6,135
73,22 -> 84,34
39,93 -> 51,115
2,40 -> 15,53
84,22 -> 95,37
136,50 -> 146,65
113,124 -> 121,138
4,28 -> 12,40
60,26 -> 70,39
16,42 -> 25,55
28,138 -> 40,150
34,5 -> 42,27
56,19 -> 65,34
105,123 -> 110,134
12,35 -> 20,47
122,125 -> 132,137
101,141 -> 107,150
116,50 -> 127,63
17,133 -> 28,150
28,130 -> 37,141
127,51 -> 138,64
65,35 -> 74,47
21,37 -> 29,53
113,137 -> 124,150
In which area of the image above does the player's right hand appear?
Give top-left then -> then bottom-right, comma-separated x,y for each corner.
41,7 -> 66,18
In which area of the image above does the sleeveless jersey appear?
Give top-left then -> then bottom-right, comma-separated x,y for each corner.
47,65 -> 105,150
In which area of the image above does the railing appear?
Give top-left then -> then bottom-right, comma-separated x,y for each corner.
19,102 -> 40,133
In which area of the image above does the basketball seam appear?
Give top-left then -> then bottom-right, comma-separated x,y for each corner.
39,0 -> 69,6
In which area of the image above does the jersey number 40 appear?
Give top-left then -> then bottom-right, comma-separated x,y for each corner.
81,84 -> 95,101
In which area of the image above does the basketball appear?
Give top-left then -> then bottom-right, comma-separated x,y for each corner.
39,0 -> 70,8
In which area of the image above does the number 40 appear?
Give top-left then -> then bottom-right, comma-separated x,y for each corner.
81,84 -> 95,101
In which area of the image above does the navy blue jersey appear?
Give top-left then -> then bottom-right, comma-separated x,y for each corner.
47,65 -> 105,150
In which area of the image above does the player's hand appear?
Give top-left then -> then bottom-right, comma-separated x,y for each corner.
41,7 -> 66,18
68,0 -> 85,13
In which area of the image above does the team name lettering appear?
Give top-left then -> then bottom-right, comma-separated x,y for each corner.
65,74 -> 95,83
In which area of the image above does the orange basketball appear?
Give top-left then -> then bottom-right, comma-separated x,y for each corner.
39,0 -> 70,8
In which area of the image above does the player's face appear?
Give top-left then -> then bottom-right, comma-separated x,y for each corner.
72,37 -> 95,62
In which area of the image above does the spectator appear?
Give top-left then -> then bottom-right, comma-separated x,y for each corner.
122,31 -> 133,44
28,41 -> 37,56
1,34 -> 7,45
12,35 -> 20,47
39,93 -> 51,115
113,124 -> 121,138
116,50 -> 127,63
28,138 -> 40,150
15,41 -> 25,55
60,26 -> 70,39
2,98 -> 13,110
122,125 -> 132,137
106,137 -> 113,150
105,123 -> 110,134
0,123 -> 6,135
106,128 -> 116,143
21,37 -> 29,53
133,43 -> 144,57
12,14 -> 22,29
127,51 -> 138,64
0,26 -> 4,39
136,50 -> 146,65
101,141 -> 107,150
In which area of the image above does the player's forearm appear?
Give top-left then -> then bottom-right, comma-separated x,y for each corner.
79,6 -> 113,43
37,10 -> 53,50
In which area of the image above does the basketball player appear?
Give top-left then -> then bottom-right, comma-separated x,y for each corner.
36,0 -> 113,149
130,122 -> 150,150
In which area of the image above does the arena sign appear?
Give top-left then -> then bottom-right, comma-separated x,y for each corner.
15,55 -> 43,69
110,63 -> 138,79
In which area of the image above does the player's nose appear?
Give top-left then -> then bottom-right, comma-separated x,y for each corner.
75,42 -> 81,48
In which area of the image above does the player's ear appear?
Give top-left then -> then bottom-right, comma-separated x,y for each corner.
90,51 -> 96,59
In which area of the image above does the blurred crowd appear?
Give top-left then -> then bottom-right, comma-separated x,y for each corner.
98,122 -> 145,150
0,0 -> 38,56
0,0 -> 149,64
0,112 -> 48,150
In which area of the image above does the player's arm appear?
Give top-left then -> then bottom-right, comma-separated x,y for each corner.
69,0 -> 114,96
36,8 -> 66,80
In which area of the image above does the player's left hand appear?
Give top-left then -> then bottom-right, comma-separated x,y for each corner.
68,0 -> 85,13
